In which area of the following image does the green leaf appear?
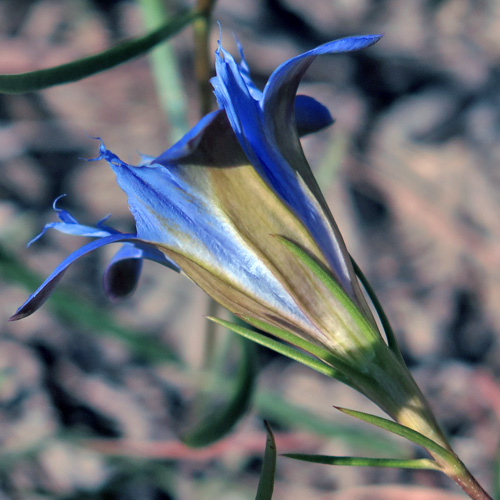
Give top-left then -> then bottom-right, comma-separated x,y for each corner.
0,9 -> 198,94
255,422 -> 277,500
335,406 -> 455,464
283,453 -> 440,470
208,316 -> 343,381
181,336 -> 256,448
255,392 -> 405,455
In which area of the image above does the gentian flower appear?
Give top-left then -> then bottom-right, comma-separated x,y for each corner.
10,34 -> 448,445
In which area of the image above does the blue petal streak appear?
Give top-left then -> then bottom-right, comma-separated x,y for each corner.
211,34 -> 382,304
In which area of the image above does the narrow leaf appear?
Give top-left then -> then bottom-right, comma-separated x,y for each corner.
0,9 -> 198,94
208,317 -> 343,381
283,453 -> 440,470
335,406 -> 455,464
255,392 -> 405,454
181,336 -> 256,448
240,316 -> 366,389
255,422 -> 277,500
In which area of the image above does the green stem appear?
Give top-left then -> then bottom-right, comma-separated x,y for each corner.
138,0 -> 189,142
192,0 -> 219,370
434,453 -> 494,500
194,0 -> 217,116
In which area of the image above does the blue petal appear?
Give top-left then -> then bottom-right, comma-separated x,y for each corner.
294,94 -> 334,136
155,110 -> 222,164
234,37 -> 263,101
210,35 -> 382,301
96,116 -> 319,334
103,243 -> 180,300
262,35 -> 382,163
103,244 -> 143,300
10,233 -> 138,321
28,196 -> 114,246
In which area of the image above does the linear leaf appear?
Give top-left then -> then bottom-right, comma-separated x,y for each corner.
255,392 -> 405,454
255,422 -> 277,500
181,336 -> 256,448
335,406 -> 455,464
283,453 -> 440,470
0,9 -> 198,94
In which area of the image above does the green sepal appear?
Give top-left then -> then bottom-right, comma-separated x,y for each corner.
255,422 -> 277,500
283,453 -> 440,470
275,236 -> 379,343
208,316 -> 346,382
240,316 -> 361,387
350,257 -> 405,363
0,9 -> 198,94
181,336 -> 256,448
335,406 -> 455,465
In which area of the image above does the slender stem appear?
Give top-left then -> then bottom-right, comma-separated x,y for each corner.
194,0 -> 217,116
138,0 -> 189,142
193,0 -> 219,369
433,452 -> 494,500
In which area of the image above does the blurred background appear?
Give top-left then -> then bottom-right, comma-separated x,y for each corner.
0,0 -> 499,498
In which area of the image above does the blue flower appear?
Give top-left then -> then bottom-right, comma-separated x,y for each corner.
11,34 -> 382,359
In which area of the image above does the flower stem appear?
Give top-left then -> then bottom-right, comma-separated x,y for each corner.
434,452 -> 494,500
192,0 -> 220,370
138,0 -> 189,142
194,0 -> 217,116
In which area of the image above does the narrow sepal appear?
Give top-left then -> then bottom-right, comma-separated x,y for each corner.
350,256 -> 405,362
207,316 -> 345,382
240,316 -> 360,387
334,406 -> 455,464
276,236 -> 380,340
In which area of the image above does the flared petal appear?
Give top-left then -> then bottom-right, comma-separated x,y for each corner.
232,39 -> 334,136
294,95 -> 334,136
263,35 -> 382,169
211,35 -> 382,316
28,195 -> 114,246
103,244 -> 144,300
10,233 -> 138,320
103,243 -> 179,300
